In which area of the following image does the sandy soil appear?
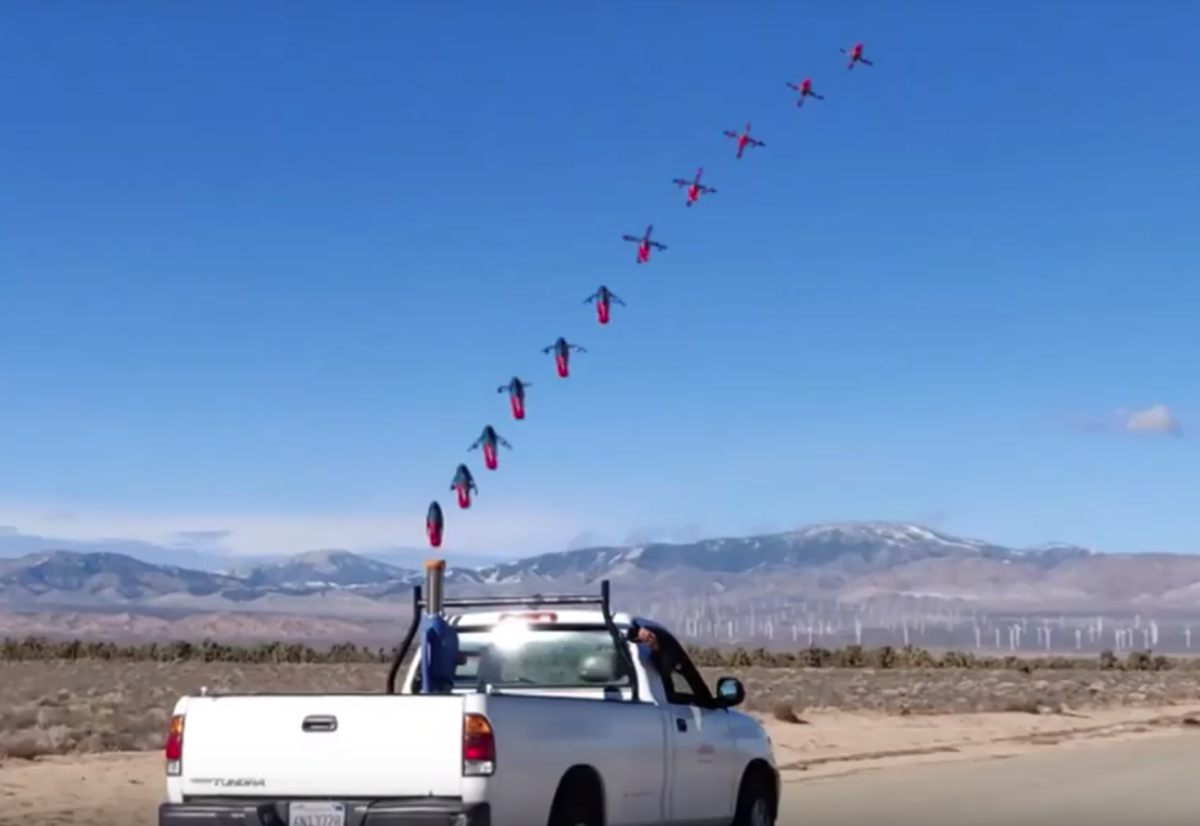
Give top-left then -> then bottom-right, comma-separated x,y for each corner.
3,705 -> 1198,826
766,704 -> 1200,777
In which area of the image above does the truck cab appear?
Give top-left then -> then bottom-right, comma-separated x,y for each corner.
399,607 -> 779,823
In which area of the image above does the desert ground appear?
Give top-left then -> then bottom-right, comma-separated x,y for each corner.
4,661 -> 1200,825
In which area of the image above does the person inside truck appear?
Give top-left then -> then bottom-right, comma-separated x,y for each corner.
634,624 -> 713,706
635,626 -> 661,652
635,625 -> 681,674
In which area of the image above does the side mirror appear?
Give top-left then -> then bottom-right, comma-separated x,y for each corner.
714,676 -> 745,708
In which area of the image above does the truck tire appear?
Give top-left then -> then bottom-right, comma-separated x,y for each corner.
731,768 -> 776,826
548,796 -> 601,826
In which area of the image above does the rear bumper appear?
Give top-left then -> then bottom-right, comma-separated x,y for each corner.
160,800 -> 489,826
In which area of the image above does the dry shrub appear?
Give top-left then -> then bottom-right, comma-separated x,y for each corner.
0,732 -> 53,760
3,641 -> 1200,757
771,702 -> 807,724
3,637 -> 1199,673
0,659 -> 390,757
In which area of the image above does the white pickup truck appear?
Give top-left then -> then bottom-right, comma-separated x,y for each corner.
158,580 -> 779,826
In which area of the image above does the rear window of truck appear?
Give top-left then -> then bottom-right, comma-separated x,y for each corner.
442,623 -> 632,690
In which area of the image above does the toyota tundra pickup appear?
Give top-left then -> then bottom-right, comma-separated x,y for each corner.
158,578 -> 779,826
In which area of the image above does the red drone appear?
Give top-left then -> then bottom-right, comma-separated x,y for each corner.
723,123 -> 765,160
622,224 -> 667,264
672,167 -> 717,207
840,42 -> 873,70
786,78 -> 824,107
584,285 -> 625,325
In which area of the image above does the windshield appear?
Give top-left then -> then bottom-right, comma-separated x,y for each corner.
448,623 -> 631,689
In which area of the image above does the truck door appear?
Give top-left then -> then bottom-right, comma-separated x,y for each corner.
650,631 -> 736,823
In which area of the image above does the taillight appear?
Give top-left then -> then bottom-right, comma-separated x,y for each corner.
462,713 -> 495,776
165,714 -> 184,776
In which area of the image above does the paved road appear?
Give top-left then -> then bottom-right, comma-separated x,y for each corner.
779,734 -> 1200,825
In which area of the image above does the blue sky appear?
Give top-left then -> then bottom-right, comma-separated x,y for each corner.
1,1 -> 1198,558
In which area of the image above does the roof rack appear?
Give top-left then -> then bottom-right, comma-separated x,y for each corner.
385,578 -> 638,700
440,589 -> 613,608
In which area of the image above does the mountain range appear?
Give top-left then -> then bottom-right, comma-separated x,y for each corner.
0,527 -> 515,572
5,523 -> 1200,639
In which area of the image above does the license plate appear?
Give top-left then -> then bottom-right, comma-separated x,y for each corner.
288,802 -> 346,826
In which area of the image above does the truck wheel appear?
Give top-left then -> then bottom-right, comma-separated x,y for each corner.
547,770 -> 603,826
548,795 -> 600,826
732,770 -> 775,826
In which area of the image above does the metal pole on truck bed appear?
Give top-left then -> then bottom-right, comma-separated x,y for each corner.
386,585 -> 423,694
425,558 -> 446,616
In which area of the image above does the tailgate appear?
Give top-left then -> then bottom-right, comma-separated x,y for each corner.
180,695 -> 466,798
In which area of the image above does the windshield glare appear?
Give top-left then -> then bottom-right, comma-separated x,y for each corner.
452,625 -> 631,689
